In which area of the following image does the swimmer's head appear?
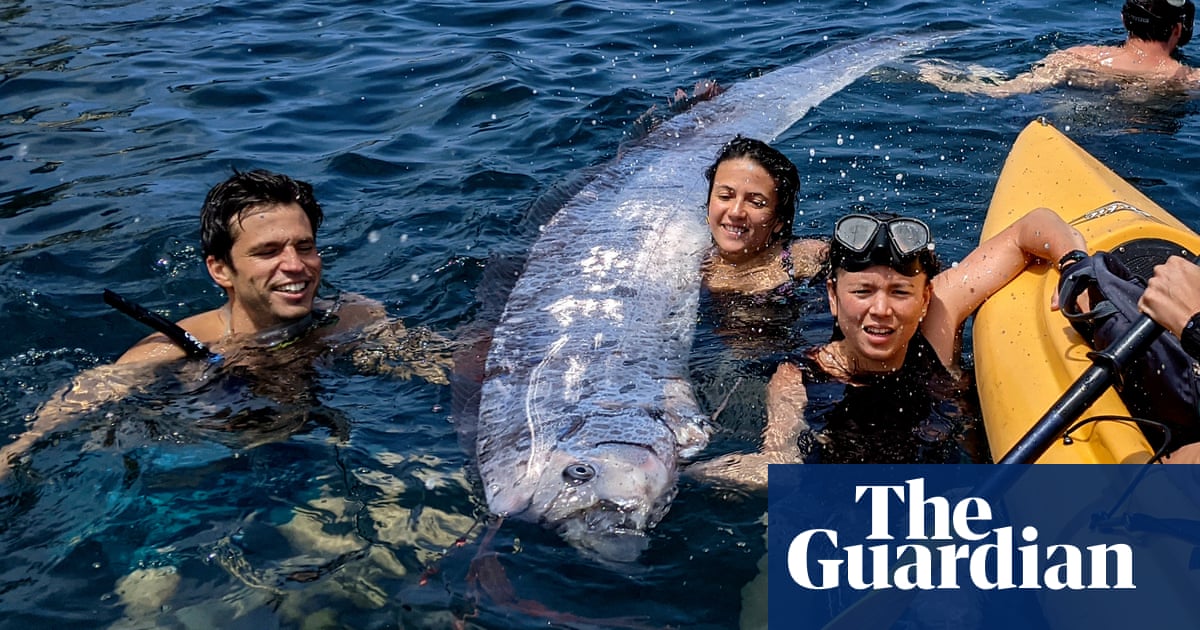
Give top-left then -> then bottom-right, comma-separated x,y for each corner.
704,135 -> 800,241
1123,0 -> 1195,47
828,212 -> 941,278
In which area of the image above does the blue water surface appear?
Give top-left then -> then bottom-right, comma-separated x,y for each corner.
4,1 -> 1200,628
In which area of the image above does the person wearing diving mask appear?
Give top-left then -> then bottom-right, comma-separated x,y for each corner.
687,207 -> 1085,481
919,0 -> 1200,96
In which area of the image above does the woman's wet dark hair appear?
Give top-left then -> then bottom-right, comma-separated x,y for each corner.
1123,0 -> 1195,46
200,169 -> 324,264
704,135 -> 800,241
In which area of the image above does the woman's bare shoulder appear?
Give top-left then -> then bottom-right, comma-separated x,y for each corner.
787,238 -> 829,279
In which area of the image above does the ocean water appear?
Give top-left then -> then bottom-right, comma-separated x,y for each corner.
3,1 -> 1200,628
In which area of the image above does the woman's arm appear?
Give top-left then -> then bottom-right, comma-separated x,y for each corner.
683,361 -> 809,490
924,207 -> 1086,368
763,361 -> 810,458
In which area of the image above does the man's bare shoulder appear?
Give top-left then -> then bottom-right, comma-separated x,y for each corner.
115,308 -> 224,365
324,292 -> 387,330
116,335 -> 186,365
1054,45 -> 1115,62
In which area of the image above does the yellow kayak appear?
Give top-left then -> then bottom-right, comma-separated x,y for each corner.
974,118 -> 1200,464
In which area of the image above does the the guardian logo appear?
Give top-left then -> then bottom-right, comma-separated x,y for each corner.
786,478 -> 1135,591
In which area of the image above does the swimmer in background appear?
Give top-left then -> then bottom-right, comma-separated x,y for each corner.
919,0 -> 1198,96
0,169 -> 452,480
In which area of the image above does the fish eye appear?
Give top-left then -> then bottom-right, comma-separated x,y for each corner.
563,462 -> 595,484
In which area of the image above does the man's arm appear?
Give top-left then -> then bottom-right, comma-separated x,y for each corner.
917,51 -> 1075,97
0,363 -> 144,481
4,301 -> 219,478
1138,256 -> 1200,341
340,293 -> 455,385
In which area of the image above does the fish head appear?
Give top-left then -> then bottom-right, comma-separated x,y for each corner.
530,441 -> 677,563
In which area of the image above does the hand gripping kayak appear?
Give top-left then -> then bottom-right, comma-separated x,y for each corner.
996,255 -> 1200,465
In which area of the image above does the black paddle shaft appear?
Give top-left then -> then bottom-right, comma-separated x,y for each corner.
998,315 -> 1162,464
998,262 -> 1193,465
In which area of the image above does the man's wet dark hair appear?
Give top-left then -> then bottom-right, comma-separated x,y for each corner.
1123,0 -> 1195,46
704,135 -> 800,241
200,169 -> 324,264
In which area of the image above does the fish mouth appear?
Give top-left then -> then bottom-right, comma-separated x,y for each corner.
580,499 -> 647,533
539,443 -> 677,562
556,503 -> 652,564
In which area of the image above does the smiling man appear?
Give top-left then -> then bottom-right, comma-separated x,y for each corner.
0,169 -> 452,481
117,169 -> 382,363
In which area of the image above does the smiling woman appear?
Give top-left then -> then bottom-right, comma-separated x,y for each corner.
701,136 -> 828,296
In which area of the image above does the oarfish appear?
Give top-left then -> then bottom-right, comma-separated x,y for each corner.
476,35 -> 944,562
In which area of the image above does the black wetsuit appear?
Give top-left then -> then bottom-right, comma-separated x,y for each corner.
794,332 -> 989,464
694,241 -> 825,444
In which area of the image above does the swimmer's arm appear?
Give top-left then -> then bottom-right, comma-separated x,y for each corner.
330,292 -> 389,331
683,362 -> 809,491
926,207 -> 1085,366
787,238 -> 830,280
0,364 -> 140,481
975,53 -> 1071,96
345,295 -> 455,384
763,361 -> 809,460
917,51 -> 1072,97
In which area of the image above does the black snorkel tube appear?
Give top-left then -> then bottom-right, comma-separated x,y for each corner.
103,289 -> 220,362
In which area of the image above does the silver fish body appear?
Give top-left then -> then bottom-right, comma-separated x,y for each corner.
476,35 -> 944,562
